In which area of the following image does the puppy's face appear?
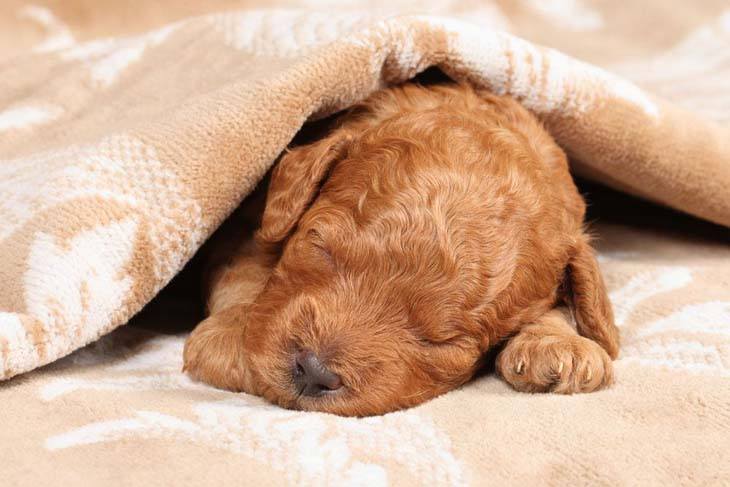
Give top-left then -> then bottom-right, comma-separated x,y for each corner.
188,83 -> 608,416
245,203 -> 487,415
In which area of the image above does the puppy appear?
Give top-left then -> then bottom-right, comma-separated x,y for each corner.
183,82 -> 620,416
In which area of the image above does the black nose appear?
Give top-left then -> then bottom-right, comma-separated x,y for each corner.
293,350 -> 342,397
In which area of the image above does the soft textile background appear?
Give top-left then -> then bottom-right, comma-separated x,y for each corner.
1,1 -> 729,485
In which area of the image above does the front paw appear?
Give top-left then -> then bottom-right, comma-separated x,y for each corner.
496,334 -> 614,394
183,311 -> 249,392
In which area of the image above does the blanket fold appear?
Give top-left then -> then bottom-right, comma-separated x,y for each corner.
2,5 -> 728,381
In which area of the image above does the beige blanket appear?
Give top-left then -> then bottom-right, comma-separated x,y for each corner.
1,1 -> 729,485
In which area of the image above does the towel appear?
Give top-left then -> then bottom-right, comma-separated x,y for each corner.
1,1 -> 729,485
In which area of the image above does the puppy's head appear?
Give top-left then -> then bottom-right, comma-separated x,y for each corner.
241,119 -> 486,416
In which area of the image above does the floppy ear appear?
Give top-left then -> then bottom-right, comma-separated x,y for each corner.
257,130 -> 353,247
564,236 -> 620,359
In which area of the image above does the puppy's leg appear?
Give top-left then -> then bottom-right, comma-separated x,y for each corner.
496,310 -> 614,394
183,304 -> 253,392
185,234 -> 274,392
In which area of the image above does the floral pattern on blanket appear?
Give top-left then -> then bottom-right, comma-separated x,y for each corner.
1,1 -> 730,485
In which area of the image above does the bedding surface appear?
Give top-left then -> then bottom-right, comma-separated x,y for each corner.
1,1 -> 729,485
4,211 -> 729,485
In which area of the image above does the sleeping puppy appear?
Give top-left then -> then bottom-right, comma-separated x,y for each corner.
183,82 -> 620,416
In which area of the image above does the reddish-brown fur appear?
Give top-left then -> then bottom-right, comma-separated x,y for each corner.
183,82 -> 620,416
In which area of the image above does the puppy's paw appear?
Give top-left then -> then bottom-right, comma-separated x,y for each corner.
496,334 -> 613,394
183,310 -> 249,392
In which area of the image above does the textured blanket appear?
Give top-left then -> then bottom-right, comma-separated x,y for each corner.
1,1 -> 729,485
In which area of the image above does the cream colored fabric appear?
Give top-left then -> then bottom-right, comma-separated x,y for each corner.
1,1 -> 729,485
3,218 -> 729,485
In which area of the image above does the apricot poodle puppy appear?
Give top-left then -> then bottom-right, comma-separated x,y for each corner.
183,81 -> 620,416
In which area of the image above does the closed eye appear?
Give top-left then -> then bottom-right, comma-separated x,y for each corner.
306,229 -> 335,267
411,330 -> 463,348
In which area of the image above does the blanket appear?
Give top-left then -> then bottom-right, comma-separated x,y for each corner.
1,1 -> 729,485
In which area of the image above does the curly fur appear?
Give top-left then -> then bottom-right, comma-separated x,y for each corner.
183,82 -> 620,416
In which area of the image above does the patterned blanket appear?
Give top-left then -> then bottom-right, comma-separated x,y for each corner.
1,1 -> 729,485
